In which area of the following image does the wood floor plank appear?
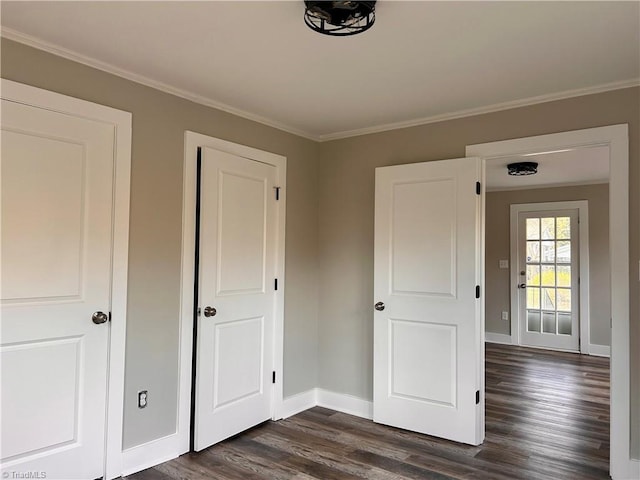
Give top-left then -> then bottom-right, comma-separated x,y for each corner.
124,344 -> 609,480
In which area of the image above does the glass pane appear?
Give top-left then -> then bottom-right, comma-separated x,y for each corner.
526,218 -> 540,240
541,217 -> 555,239
527,310 -> 541,332
526,241 -> 540,263
558,313 -> 572,335
556,217 -> 571,239
541,265 -> 556,286
527,265 -> 540,286
557,265 -> 571,287
541,241 -> 555,263
557,288 -> 571,312
542,288 -> 556,310
543,312 -> 556,333
527,287 -> 540,309
557,241 -> 571,263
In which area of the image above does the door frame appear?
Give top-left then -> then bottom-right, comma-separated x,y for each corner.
178,131 -> 287,454
467,124 -> 633,479
1,79 -> 132,480
510,201 -> 589,353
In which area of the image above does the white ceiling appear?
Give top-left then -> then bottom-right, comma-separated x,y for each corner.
485,145 -> 609,191
1,1 -> 639,141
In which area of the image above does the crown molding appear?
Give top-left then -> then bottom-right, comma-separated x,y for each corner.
3,27 -> 638,144
316,78 -> 640,142
1,28 -> 319,141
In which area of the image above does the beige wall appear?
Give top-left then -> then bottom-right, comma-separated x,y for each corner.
318,87 -> 639,457
1,38 -> 320,449
485,184 -> 610,346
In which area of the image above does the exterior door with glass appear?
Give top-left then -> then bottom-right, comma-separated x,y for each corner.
516,208 -> 580,351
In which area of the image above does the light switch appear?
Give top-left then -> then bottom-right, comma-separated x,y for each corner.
499,260 -> 509,269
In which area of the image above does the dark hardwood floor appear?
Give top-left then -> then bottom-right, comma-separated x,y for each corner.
126,344 -> 610,480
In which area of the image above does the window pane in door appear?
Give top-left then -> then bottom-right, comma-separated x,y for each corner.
541,265 -> 555,286
527,287 -> 540,309
542,288 -> 556,310
558,313 -> 572,335
557,288 -> 571,312
541,218 -> 555,239
527,241 -> 540,263
542,312 -> 556,333
541,241 -> 555,262
526,218 -> 540,240
557,241 -> 571,263
557,265 -> 571,287
527,265 -> 540,286
527,311 -> 541,332
556,217 -> 570,239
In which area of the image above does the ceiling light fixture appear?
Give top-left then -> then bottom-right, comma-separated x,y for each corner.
304,1 -> 376,36
507,162 -> 538,176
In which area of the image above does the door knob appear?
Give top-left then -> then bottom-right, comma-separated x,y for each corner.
374,302 -> 385,311
92,311 -> 109,324
203,306 -> 217,317
518,283 -> 527,289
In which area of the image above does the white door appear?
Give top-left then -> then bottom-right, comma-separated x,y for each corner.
1,99 -> 116,478
516,209 -> 580,351
194,147 -> 277,450
373,157 -> 483,445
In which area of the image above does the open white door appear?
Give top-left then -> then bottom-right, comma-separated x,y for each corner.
1,96 -> 118,478
194,146 -> 278,450
373,157 -> 484,445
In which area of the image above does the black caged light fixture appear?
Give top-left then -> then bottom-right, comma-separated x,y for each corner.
507,162 -> 538,176
304,1 -> 376,36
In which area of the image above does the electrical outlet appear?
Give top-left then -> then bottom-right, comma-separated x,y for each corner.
501,311 -> 509,321
138,390 -> 148,409
499,260 -> 509,269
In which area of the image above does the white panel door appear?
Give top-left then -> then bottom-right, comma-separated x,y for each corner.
194,147 -> 277,450
373,157 -> 483,445
1,100 -> 115,478
517,209 -> 580,351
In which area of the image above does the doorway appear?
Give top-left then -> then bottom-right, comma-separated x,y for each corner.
467,124 -> 632,478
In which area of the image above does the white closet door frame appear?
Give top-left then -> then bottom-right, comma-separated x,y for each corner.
178,131 -> 287,454
1,79 -> 132,480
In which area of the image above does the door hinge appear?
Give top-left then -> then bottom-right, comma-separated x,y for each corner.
475,390 -> 480,405
475,285 -> 480,298
274,186 -> 281,200
272,371 -> 276,384
274,278 -> 278,291
476,182 -> 481,195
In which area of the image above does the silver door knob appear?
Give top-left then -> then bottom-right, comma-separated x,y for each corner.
92,311 -> 108,324
518,283 -> 527,289
374,302 -> 385,311
203,306 -> 217,317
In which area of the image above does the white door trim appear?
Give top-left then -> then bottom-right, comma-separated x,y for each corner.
509,201 -> 589,353
466,124 -> 633,479
1,79 -> 132,480
178,131 -> 287,454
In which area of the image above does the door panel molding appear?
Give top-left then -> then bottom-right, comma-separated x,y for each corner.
0,79 -> 132,480
179,132 -> 286,456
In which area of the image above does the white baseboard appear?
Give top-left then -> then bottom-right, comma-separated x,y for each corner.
612,457 -> 640,480
316,388 -> 373,420
485,332 -> 513,345
589,344 -> 611,357
282,389 -> 317,419
281,388 -> 373,420
121,432 -> 184,477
